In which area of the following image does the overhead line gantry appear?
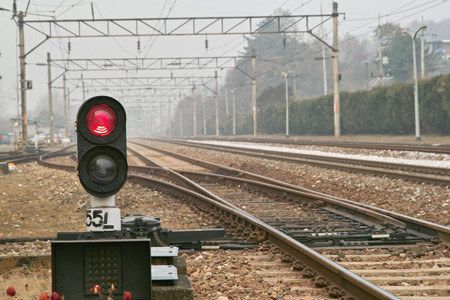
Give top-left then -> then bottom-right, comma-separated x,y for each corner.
16,6 -> 343,142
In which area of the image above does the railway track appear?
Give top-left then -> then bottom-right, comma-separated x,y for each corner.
177,136 -> 450,154
144,138 -> 450,186
6,143 -> 450,299
0,151 -> 50,164
33,144 -> 394,299
127,140 -> 450,299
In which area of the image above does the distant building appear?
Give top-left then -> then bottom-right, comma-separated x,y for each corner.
427,40 -> 450,60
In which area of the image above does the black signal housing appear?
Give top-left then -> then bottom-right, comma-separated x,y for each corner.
77,96 -> 127,197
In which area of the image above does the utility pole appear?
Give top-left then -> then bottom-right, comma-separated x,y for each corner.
252,49 -> 257,136
203,91 -> 207,136
67,87 -> 71,137
333,2 -> 340,138
403,25 -> 427,141
377,14 -> 383,87
160,102 -> 163,136
225,88 -> 229,117
81,74 -> 86,101
151,107 -> 155,135
421,16 -> 425,79
18,12 -> 27,150
47,52 -> 54,145
321,4 -> 328,95
63,75 -> 67,138
179,92 -> 183,137
231,89 -> 236,135
215,71 -> 219,136
282,71 -> 292,138
168,98 -> 171,136
193,84 -> 197,136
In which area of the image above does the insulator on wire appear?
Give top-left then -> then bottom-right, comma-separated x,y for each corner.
68,41 -> 71,52
283,34 -> 286,49
205,35 -> 209,50
137,39 -> 141,51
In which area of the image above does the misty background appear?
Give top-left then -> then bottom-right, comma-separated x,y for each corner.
0,0 -> 449,137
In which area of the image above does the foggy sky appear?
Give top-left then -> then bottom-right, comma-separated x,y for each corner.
0,0 -> 449,121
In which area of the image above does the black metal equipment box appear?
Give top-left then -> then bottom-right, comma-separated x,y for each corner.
52,239 -> 151,299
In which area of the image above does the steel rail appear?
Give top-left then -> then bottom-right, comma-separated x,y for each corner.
129,174 -> 399,300
36,146 -> 399,299
129,146 -> 406,229
163,136 -> 450,154
129,141 -> 450,247
0,151 -> 49,162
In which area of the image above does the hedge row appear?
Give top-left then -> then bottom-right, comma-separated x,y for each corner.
235,73 -> 450,136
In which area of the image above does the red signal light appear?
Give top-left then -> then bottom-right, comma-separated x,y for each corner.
86,104 -> 117,136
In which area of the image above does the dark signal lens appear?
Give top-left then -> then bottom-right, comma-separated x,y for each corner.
86,104 -> 117,136
88,155 -> 118,184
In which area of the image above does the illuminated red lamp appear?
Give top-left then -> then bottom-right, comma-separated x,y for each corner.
86,104 -> 117,136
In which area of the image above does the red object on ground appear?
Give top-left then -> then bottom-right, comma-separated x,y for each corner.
6,286 -> 16,296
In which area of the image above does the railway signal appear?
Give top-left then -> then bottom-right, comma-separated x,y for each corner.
53,95 -> 152,299
76,95 -> 127,233
76,95 -> 127,198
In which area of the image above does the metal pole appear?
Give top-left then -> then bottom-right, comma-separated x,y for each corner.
47,52 -> 54,145
152,108 -> 155,135
215,71 -> 219,136
252,48 -> 257,136
377,14 -> 383,87
150,107 -> 155,135
63,75 -> 67,138
168,98 -> 171,136
286,75 -> 289,138
405,25 -> 426,141
421,16 -> 425,79
179,92 -> 183,137
225,88 -> 229,117
231,90 -> 236,135
193,84 -> 197,136
420,36 -> 425,79
413,36 -> 421,141
282,72 -> 291,138
67,87 -> 71,137
160,102 -> 163,136
18,12 -> 27,151
81,74 -> 86,101
179,106 -> 182,137
203,92 -> 207,136
333,2 -> 340,138
321,4 -> 328,95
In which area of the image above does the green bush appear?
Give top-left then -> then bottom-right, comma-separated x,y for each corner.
248,73 -> 450,136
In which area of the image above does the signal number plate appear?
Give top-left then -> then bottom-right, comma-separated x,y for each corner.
85,208 -> 120,231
